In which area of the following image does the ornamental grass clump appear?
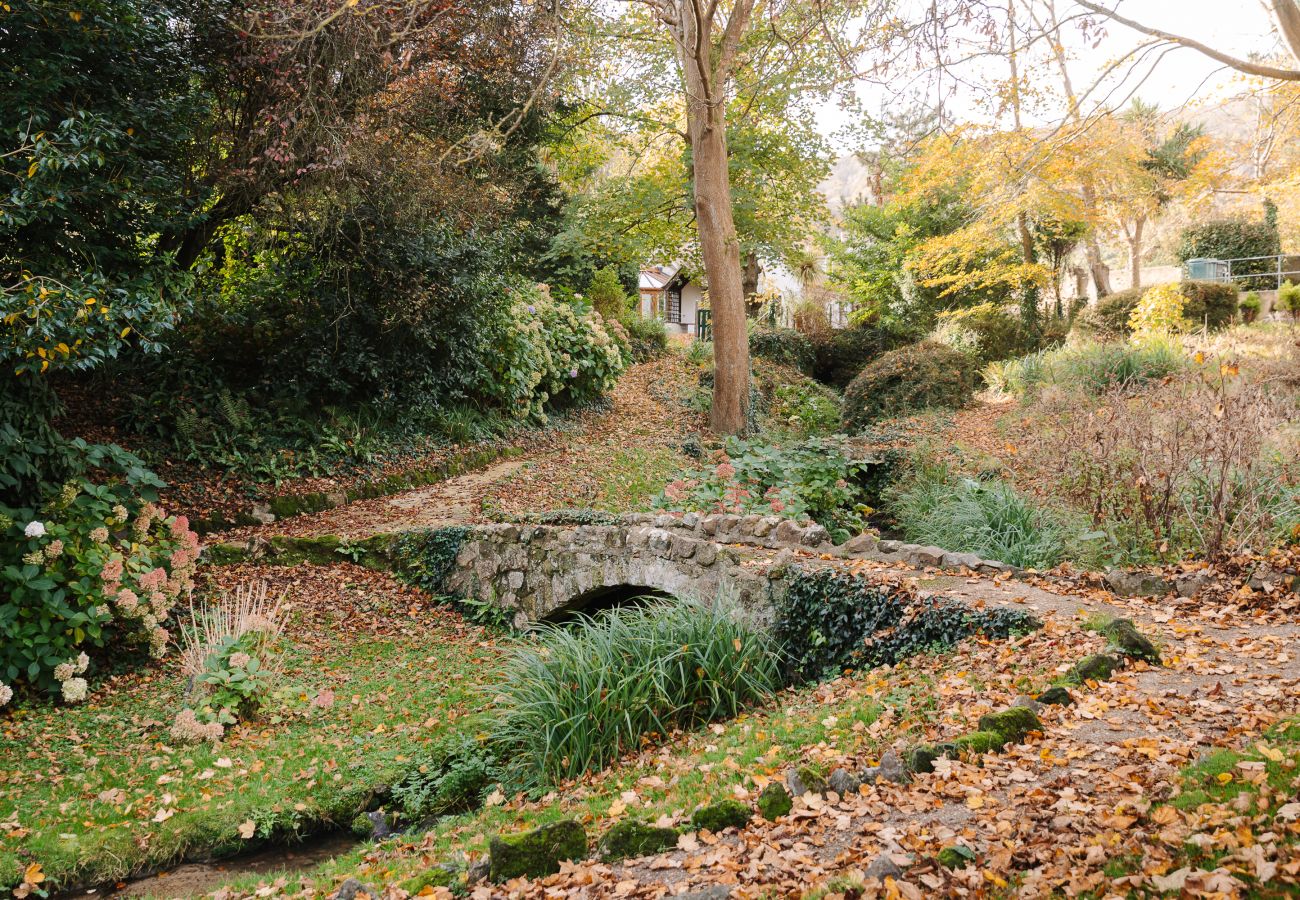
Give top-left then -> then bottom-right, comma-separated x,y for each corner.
489,597 -> 783,789
171,581 -> 285,744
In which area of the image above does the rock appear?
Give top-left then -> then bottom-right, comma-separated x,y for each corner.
906,743 -> 956,774
1174,572 -> 1212,598
690,799 -> 750,833
767,548 -> 797,579
942,551 -> 984,570
1011,695 -> 1043,715
1099,617 -> 1161,664
597,820 -> 678,861
976,706 -> 1042,744
842,532 -> 878,555
400,866 -> 458,895
937,845 -> 977,870
250,503 -> 276,525
488,820 -> 587,882
466,858 -> 490,884
1064,653 -> 1120,685
756,782 -> 793,820
331,879 -> 376,900
1104,568 -> 1169,598
772,519 -> 803,545
907,545 -> 946,567
864,853 -> 904,881
786,765 -> 828,798
828,767 -> 861,797
1035,686 -> 1075,706
875,750 -> 909,784
675,887 -> 732,900
952,730 -> 1007,754
694,543 -> 719,567
877,539 -> 901,553
800,524 -> 831,547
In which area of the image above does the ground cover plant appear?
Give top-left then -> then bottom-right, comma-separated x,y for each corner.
658,436 -> 873,542
842,341 -> 978,430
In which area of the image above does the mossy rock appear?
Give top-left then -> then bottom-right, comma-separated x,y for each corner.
1100,618 -> 1161,664
907,742 -> 957,774
350,812 -> 375,839
205,542 -> 251,566
401,866 -> 457,893
1063,653 -> 1120,685
937,845 -> 977,870
794,765 -> 829,796
596,820 -> 678,861
756,782 -> 793,820
952,730 -> 1008,755
268,534 -> 343,565
488,820 -> 587,882
1035,686 -> 1075,706
976,706 -> 1041,744
690,799 -> 751,833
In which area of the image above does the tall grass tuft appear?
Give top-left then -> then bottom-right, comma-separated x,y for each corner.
985,339 -> 1184,398
489,596 -> 783,789
888,463 -> 1070,569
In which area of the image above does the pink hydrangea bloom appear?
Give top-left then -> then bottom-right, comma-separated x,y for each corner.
139,567 -> 167,591
101,557 -> 124,583
169,516 -> 190,538
714,462 -> 736,479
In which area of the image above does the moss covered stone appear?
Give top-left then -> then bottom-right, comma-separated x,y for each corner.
937,845 -> 976,869
690,799 -> 751,833
1100,618 -> 1161,664
400,866 -> 457,893
976,706 -> 1041,744
907,742 -> 957,774
1063,653 -> 1120,685
488,820 -> 587,882
756,782 -> 793,820
350,812 -> 375,838
596,820 -> 678,861
205,542 -> 251,566
1035,686 -> 1075,706
952,730 -> 1007,754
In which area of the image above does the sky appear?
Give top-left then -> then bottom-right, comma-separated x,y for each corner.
817,0 -> 1281,148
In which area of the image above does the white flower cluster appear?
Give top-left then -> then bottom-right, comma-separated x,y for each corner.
0,683 -> 12,708
54,652 -> 91,704
170,708 -> 224,744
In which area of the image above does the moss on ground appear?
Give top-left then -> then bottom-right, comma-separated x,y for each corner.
756,782 -> 793,820
690,799 -> 751,833
596,821 -> 679,861
488,820 -> 587,882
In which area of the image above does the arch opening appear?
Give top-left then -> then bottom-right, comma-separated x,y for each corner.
541,584 -> 675,624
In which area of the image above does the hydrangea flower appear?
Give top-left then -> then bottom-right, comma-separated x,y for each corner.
43,539 -> 64,560
228,651 -> 252,669
0,683 -> 12,708
115,588 -> 139,614
170,708 -> 224,744
61,677 -> 88,703
569,368 -> 579,378
54,661 -> 76,682
89,527 -> 109,544
76,652 -> 89,674
24,521 -> 45,538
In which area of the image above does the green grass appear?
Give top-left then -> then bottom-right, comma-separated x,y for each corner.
587,446 -> 684,512
984,339 -> 1185,398
0,578 -> 501,892
886,462 -> 1072,569
490,597 -> 785,789
1173,718 -> 1300,811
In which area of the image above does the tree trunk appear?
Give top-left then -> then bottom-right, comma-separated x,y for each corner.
679,2 -> 751,435
1129,216 -> 1145,289
741,250 -> 761,301
1079,181 -> 1112,297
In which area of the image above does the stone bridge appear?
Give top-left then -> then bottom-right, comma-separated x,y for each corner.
443,512 -> 1016,628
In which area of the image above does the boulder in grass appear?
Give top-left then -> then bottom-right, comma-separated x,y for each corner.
1099,617 -> 1161,665
976,706 -> 1041,745
756,782 -> 793,820
596,820 -> 679,861
1064,653 -> 1120,685
690,799 -> 751,833
952,730 -> 1007,754
937,845 -> 977,870
488,820 -> 587,882
785,765 -> 828,798
1035,686 -> 1074,706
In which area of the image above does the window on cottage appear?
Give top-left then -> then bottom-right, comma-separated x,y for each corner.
667,287 -> 682,323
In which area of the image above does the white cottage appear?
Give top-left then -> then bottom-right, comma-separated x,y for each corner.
638,265 -> 705,340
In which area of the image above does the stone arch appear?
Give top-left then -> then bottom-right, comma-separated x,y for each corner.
539,584 -> 675,623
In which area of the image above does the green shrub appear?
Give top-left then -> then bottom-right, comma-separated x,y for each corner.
1080,282 -> 1237,338
1240,292 -> 1262,322
810,322 -> 913,388
774,568 -> 1038,683
1278,280 -> 1300,322
749,325 -> 814,374
841,341 -> 977,430
766,379 -> 841,437
1128,283 -> 1190,345
392,733 -> 501,821
620,314 -> 669,362
489,597 -> 783,789
657,436 -> 871,542
0,446 -> 200,699
587,266 -> 632,323
886,463 -> 1071,569
984,340 -> 1184,398
929,303 -> 1038,367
